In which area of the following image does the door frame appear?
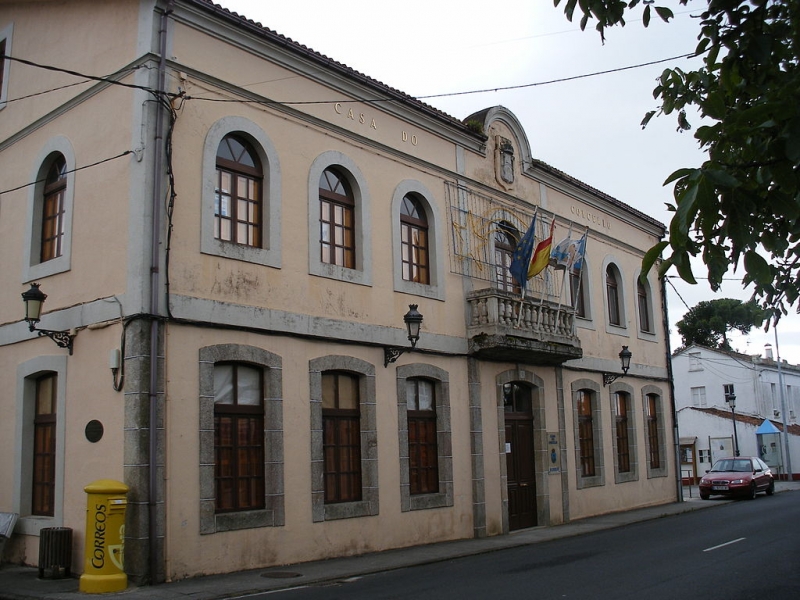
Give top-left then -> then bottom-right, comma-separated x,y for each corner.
496,369 -> 548,534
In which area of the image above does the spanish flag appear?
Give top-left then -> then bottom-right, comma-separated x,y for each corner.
528,219 -> 554,278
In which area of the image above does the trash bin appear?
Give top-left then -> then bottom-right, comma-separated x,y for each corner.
38,527 -> 73,579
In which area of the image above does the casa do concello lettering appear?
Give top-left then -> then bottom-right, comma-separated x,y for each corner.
333,104 -> 419,146
571,205 -> 612,230
91,503 -> 108,568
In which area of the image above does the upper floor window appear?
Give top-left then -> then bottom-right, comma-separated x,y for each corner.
406,378 -> 439,495
688,352 -> 702,371
400,194 -> 430,284
322,371 -> 362,504
0,24 -> 11,110
494,222 -> 520,293
570,268 -> 587,318
319,168 -> 355,268
40,155 -> 67,263
637,279 -> 653,333
214,363 -> 265,513
606,265 -> 622,326
691,386 -> 707,407
32,374 -> 57,517
215,135 -> 262,247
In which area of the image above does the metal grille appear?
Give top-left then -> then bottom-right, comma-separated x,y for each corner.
444,181 -> 561,299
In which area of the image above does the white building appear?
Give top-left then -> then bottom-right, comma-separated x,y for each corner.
672,344 -> 800,482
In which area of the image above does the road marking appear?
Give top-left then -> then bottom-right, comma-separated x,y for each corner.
703,537 -> 746,552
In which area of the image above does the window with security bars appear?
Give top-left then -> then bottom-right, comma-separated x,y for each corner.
407,378 -> 438,495
215,135 -> 262,247
32,374 -> 57,516
646,394 -> 661,470
615,392 -> 631,473
578,389 -> 595,477
41,155 -> 67,262
319,168 -> 355,268
214,363 -> 265,513
400,194 -> 429,284
322,371 -> 362,503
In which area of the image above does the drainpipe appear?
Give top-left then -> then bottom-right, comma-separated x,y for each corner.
148,0 -> 173,584
773,328 -> 793,480
660,276 -> 683,502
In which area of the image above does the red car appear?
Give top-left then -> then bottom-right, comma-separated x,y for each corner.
699,456 -> 775,500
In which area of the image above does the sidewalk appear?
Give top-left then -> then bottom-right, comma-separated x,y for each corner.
2,482 -> 798,600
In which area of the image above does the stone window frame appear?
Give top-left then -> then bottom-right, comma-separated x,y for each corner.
642,385 -> 669,479
571,378 -> 605,489
391,181 -> 445,300
634,269 -> 658,341
608,381 -> 638,484
308,152 -> 372,286
201,116 -> 282,268
23,137 -> 76,281
199,344 -> 284,534
396,364 -> 453,512
13,355 -> 68,536
310,355 -> 377,521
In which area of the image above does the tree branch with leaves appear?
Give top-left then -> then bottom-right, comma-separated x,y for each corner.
555,0 -> 800,321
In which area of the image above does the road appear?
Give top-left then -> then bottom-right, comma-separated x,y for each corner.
251,493 -> 800,600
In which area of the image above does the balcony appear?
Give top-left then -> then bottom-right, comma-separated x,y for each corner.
466,289 -> 582,364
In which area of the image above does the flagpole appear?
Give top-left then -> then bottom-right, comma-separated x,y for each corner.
553,222 -> 574,333
571,228 -> 589,335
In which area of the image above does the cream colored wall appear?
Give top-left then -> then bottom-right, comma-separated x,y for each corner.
0,0 -> 142,143
162,325 -> 474,578
0,325 -> 126,571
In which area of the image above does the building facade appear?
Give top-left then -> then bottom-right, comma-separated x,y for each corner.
673,344 -> 800,482
0,0 -> 676,584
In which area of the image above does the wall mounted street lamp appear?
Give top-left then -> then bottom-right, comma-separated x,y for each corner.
21,283 -> 76,355
384,304 -> 423,367
725,392 -> 741,457
602,346 -> 632,386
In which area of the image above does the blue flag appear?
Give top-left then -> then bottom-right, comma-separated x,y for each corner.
509,214 -> 537,292
571,232 -> 587,273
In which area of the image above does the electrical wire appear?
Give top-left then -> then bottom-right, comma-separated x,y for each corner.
0,150 -> 135,196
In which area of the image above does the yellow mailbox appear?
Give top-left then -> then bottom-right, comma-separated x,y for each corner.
79,479 -> 128,594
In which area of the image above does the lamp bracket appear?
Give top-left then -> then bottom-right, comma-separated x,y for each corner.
384,346 -> 406,368
33,327 -> 75,355
602,372 -> 623,387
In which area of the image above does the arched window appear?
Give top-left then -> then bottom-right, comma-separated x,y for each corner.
400,194 -> 429,284
637,279 -> 653,333
215,135 -> 263,247
570,267 -> 587,318
606,265 -> 622,326
319,168 -> 355,268
40,155 -> 67,262
495,222 -> 520,293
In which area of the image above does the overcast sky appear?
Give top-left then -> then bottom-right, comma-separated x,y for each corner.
212,0 -> 800,365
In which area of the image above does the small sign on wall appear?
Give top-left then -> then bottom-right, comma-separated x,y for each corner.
547,432 -> 561,474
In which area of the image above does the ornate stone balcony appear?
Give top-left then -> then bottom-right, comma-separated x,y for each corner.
466,288 -> 582,364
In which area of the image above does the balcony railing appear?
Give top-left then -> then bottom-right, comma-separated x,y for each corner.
466,289 -> 582,364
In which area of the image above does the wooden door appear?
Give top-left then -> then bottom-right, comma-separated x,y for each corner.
506,414 -> 537,530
